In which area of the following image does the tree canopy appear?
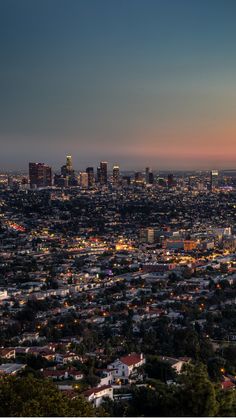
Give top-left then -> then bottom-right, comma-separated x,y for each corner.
0,375 -> 96,417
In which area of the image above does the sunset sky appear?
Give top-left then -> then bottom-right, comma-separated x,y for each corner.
1,0 -> 236,170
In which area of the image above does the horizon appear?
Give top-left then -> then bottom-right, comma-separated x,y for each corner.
3,161 -> 236,174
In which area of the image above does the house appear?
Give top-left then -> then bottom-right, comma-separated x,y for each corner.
66,367 -> 84,381
107,353 -> 145,383
159,356 -> 191,373
96,369 -> 114,386
0,363 -> 26,375
221,380 -> 235,391
42,369 -> 66,380
84,385 -> 113,407
0,348 -> 16,359
42,367 -> 83,381
55,352 -> 80,364
15,347 -> 30,355
221,376 -> 236,391
20,332 -> 41,343
27,347 -> 56,361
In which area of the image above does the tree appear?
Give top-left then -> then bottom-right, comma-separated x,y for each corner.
0,375 -> 96,417
145,356 -> 177,382
199,339 -> 215,363
173,328 -> 200,359
177,363 -> 219,416
216,386 -> 236,417
85,373 -> 100,388
223,345 -> 236,369
207,357 -> 225,382
127,383 -> 179,417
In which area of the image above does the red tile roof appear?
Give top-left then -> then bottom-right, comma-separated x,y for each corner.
0,348 -> 15,357
61,389 -> 78,399
120,353 -> 143,367
43,370 -> 64,378
221,380 -> 235,390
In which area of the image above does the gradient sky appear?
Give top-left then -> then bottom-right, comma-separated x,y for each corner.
1,0 -> 236,171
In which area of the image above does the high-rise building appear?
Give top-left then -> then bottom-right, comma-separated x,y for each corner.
66,155 -> 72,173
210,170 -> 219,191
122,176 -> 131,185
68,175 -> 78,187
145,167 -> 150,184
54,174 -> 68,188
145,167 -> 154,184
61,155 -> 73,177
134,172 -> 144,184
86,167 -> 95,187
80,172 -> 88,189
44,165 -> 52,187
158,177 -> 166,187
29,163 -> 52,188
149,172 -> 154,184
100,161 -> 108,185
97,167 -> 101,183
167,174 -> 174,188
113,165 -> 120,185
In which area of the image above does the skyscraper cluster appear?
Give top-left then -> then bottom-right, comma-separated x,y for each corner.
29,156 -> 121,189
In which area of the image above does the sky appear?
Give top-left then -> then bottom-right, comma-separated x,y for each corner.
1,0 -> 236,171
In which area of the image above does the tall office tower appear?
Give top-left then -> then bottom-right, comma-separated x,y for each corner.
122,176 -> 131,185
145,167 -> 154,184
149,171 -> 154,184
135,172 -> 144,183
145,167 -> 150,184
97,167 -> 101,183
167,173 -> 174,188
66,155 -> 72,173
113,165 -> 120,185
86,167 -> 95,188
29,163 -> 52,188
45,165 -> 52,186
61,155 -> 73,177
54,174 -> 68,188
100,161 -> 108,185
210,170 -> 219,191
68,175 -> 78,186
80,172 -> 89,189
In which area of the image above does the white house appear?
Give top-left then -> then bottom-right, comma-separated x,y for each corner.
84,385 -> 113,407
159,356 -> 191,373
107,353 -> 145,383
97,369 -> 114,387
0,290 -> 8,301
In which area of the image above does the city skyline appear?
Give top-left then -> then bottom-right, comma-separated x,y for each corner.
1,0 -> 236,170
5,157 -> 235,174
